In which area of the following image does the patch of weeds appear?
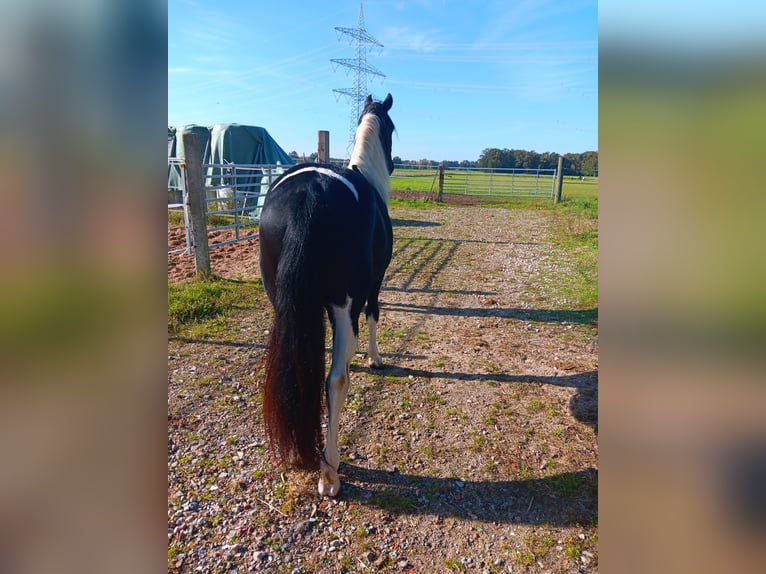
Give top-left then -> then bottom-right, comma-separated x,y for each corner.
443,558 -> 461,571
526,531 -> 555,559
251,469 -> 264,480
484,361 -> 500,373
422,446 -> 434,458
512,550 -> 535,567
415,331 -> 430,342
376,328 -> 394,344
546,472 -> 586,498
195,375 -> 215,387
547,407 -> 561,417
370,487 -> 416,513
564,534 -> 586,559
168,277 -> 263,333
472,434 -> 488,450
339,555 -> 354,570
526,399 -> 543,413
425,393 -> 446,405
272,482 -> 286,500
347,392 -> 363,413
433,355 -> 447,368
445,406 -> 468,421
168,543 -> 183,563
519,464 -> 533,480
264,536 -> 281,551
225,436 -> 238,445
485,379 -> 498,387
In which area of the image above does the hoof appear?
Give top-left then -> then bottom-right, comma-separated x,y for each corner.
368,355 -> 384,369
318,460 -> 340,497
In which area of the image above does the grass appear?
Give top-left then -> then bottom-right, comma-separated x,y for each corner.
391,167 -> 597,208
168,277 -> 263,333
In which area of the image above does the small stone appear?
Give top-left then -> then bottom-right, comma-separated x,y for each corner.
254,550 -> 267,561
398,559 -> 409,568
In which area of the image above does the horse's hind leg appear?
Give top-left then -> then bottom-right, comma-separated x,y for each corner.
319,297 -> 357,497
365,278 -> 385,369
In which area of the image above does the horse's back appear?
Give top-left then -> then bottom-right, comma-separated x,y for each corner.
259,163 -> 390,307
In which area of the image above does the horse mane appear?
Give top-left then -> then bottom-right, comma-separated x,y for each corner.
348,112 -> 392,204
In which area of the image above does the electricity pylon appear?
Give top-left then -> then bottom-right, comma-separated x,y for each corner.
331,2 -> 385,157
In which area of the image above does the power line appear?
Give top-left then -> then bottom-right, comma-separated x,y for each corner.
331,2 -> 385,157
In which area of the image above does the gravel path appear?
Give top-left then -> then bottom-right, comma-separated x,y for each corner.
168,204 -> 598,573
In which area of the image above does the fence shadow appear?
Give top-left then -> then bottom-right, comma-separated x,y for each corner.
384,301 -> 598,325
391,218 -> 441,228
337,464 -> 597,526
354,364 -> 598,430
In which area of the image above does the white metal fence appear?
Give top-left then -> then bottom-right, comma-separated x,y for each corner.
168,160 -> 286,255
390,164 -> 558,198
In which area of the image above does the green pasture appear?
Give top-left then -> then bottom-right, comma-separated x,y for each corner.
391,167 -> 596,196
391,168 -> 597,217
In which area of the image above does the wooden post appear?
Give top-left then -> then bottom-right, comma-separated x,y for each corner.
182,132 -> 211,276
317,130 -> 329,163
437,162 -> 445,202
554,156 -> 564,204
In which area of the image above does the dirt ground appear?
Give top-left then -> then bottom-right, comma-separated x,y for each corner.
168,198 -> 598,573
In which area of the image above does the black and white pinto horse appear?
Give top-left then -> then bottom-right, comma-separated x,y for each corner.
258,94 -> 395,496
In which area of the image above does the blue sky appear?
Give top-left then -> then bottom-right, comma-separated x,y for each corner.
169,0 -> 597,161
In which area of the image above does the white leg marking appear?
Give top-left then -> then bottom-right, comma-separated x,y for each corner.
319,297 -> 357,497
367,315 -> 383,368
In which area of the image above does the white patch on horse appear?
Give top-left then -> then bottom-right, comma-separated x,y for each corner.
366,314 -> 383,368
348,114 -> 391,204
319,296 -> 357,497
271,166 -> 359,201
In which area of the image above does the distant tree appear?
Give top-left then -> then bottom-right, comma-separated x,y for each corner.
393,155 -> 402,166
580,151 -> 598,177
288,150 -> 299,160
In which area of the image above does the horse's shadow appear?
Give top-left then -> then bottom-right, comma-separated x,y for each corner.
336,464 -> 597,526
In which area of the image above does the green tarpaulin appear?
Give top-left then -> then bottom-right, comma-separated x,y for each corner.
167,123 -> 294,193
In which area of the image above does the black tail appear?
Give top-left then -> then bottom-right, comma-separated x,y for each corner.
262,219 -> 326,471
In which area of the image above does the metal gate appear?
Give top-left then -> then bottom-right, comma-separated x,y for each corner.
442,166 -> 556,198
167,160 -> 286,255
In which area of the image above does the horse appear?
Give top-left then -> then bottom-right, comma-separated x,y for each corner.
258,93 -> 395,496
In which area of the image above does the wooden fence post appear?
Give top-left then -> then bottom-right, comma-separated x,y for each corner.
182,132 -> 211,276
437,162 -> 445,202
554,156 -> 564,204
317,130 -> 329,163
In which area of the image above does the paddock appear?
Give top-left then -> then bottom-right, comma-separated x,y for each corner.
168,199 -> 598,572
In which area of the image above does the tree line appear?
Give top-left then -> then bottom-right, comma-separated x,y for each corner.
475,148 -> 597,177
391,149 -> 597,177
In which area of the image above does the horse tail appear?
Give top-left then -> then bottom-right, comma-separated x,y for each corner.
262,214 -> 325,471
